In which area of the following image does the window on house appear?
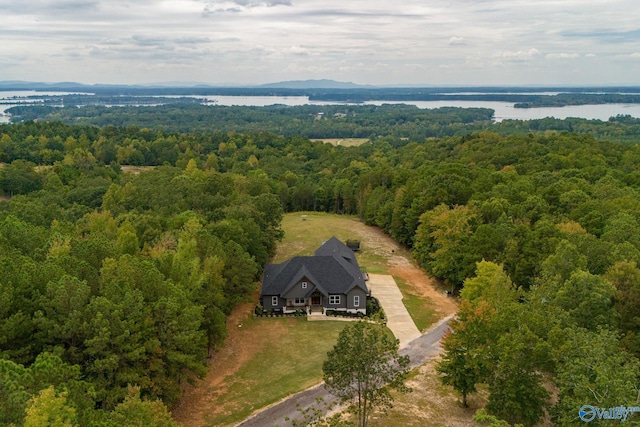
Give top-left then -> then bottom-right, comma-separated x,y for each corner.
329,295 -> 341,305
272,296 -> 278,306
294,298 -> 305,305
354,296 -> 360,307
302,281 -> 308,289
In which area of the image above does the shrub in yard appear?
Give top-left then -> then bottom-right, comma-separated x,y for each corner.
366,296 -> 382,317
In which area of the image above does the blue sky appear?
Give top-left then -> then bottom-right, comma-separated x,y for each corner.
1,0 -> 639,86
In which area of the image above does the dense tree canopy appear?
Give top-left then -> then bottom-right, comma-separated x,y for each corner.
0,126 -> 285,424
2,106 -> 640,424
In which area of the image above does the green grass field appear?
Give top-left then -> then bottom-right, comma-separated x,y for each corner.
393,276 -> 438,333
206,317 -> 347,426
120,165 -> 156,174
274,212 -> 390,272
310,138 -> 370,147
275,212 -> 363,261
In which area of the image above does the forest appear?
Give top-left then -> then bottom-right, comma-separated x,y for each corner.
9,103 -> 640,143
1,106 -> 640,425
6,104 -> 495,139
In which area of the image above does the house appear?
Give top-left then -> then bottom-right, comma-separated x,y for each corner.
260,237 -> 368,315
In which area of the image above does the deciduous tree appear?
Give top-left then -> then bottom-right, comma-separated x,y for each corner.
322,321 -> 410,427
436,300 -> 495,407
23,386 -> 77,427
552,327 -> 640,426
109,386 -> 177,427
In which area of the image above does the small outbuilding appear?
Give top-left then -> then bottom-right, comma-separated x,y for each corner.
345,239 -> 361,251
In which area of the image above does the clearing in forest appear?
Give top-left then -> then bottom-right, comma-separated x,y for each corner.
120,165 -> 156,174
310,138 -> 369,147
172,212 -> 457,427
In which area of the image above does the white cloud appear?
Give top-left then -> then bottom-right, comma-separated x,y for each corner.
546,53 -> 580,59
233,0 -> 292,6
201,0 -> 291,14
448,36 -> 466,46
495,48 -> 542,61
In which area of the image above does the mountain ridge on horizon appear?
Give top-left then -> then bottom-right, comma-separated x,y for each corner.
257,79 -> 375,89
2,80 -> 640,101
0,79 -> 374,90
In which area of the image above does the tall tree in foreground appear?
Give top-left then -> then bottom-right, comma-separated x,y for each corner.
322,321 -> 410,427
436,300 -> 495,408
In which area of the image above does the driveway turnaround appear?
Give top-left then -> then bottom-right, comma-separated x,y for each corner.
367,273 -> 422,347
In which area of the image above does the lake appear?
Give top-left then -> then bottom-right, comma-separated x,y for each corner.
3,91 -> 640,124
0,91 -> 91,124
202,96 -> 640,122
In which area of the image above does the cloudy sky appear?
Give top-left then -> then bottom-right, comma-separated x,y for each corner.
1,0 -> 639,86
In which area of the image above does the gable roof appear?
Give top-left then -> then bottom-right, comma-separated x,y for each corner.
261,237 -> 367,297
281,264 -> 328,297
314,236 -> 357,267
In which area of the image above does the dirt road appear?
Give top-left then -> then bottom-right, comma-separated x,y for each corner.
349,223 -> 458,321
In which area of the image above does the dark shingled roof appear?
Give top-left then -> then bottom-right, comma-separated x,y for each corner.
261,237 -> 367,297
314,236 -> 357,267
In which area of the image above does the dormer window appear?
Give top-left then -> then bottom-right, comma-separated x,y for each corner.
302,281 -> 308,289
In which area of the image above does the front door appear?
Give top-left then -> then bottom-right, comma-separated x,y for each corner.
311,295 -> 321,305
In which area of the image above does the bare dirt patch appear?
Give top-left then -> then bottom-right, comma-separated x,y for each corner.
171,302 -> 283,427
389,263 -> 457,319
370,357 -> 488,427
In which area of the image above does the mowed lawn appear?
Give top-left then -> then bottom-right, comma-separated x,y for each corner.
274,212 -> 390,272
205,317 -> 347,426
276,212 -> 441,330
393,276 -> 438,333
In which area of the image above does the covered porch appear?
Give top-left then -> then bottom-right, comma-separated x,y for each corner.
283,291 -> 325,314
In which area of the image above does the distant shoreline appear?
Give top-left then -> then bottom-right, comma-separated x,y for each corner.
4,86 -> 640,109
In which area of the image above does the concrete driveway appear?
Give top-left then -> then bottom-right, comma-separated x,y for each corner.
367,273 -> 422,347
